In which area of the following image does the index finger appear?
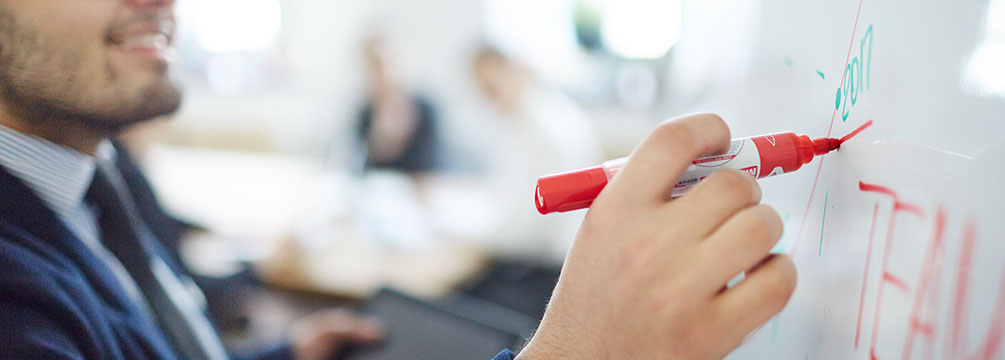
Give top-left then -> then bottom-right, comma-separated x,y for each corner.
605,113 -> 731,206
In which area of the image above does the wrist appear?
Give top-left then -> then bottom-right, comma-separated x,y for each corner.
516,327 -> 596,360
514,341 -> 550,360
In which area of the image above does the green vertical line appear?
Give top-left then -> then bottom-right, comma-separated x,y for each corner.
819,191 -> 829,257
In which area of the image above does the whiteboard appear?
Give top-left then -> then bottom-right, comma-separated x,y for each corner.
661,0 -> 1005,358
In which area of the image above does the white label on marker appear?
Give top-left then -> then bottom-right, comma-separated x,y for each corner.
671,138 -> 762,197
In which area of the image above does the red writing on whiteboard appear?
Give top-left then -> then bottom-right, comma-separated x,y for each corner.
857,181 -> 925,360
854,181 -> 1005,360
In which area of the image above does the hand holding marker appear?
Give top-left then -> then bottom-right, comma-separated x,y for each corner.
536,131 -> 844,214
521,114 -> 802,359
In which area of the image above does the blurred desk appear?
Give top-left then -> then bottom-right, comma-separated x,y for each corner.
256,232 -> 490,299
144,144 -> 493,300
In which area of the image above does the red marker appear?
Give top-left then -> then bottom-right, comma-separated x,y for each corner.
535,132 -> 842,214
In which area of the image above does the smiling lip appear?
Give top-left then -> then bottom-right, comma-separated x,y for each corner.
106,20 -> 175,63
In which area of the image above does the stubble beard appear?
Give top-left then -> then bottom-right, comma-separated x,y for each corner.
0,7 -> 183,138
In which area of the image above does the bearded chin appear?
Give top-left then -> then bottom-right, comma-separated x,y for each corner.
78,75 -> 184,136
0,70 -> 184,140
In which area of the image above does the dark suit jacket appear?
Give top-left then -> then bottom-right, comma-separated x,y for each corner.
0,143 -> 291,360
356,96 -> 441,173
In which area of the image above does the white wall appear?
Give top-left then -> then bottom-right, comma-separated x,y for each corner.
168,0 -> 487,160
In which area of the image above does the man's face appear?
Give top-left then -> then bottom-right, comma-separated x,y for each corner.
0,0 -> 181,133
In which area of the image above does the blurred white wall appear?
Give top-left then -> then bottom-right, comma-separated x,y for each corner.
169,0 -> 487,161
165,0 -> 762,163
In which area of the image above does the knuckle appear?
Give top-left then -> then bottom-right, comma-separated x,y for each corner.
649,113 -> 731,159
762,206 -> 785,239
709,170 -> 757,200
761,257 -> 797,305
693,112 -> 726,126
751,179 -> 763,202
744,222 -> 773,248
651,121 -> 699,153
691,112 -> 731,141
749,205 -> 783,245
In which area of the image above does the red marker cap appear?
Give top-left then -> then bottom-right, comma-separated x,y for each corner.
535,166 -> 609,214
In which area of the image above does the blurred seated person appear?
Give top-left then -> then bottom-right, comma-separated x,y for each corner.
355,32 -> 440,175
470,46 -> 603,263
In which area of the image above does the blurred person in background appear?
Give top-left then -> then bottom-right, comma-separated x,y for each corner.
354,31 -> 441,177
471,46 -> 603,263
0,1 -> 799,360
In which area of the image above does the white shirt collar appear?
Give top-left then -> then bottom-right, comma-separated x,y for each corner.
0,124 -> 115,217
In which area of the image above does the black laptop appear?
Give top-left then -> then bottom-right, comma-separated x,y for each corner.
340,289 -> 536,360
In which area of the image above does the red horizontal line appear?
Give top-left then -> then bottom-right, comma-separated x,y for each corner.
883,272 -> 911,292
859,181 -> 927,218
859,181 -> 897,197
894,202 -> 926,218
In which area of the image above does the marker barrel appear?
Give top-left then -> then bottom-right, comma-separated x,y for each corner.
535,132 -> 840,214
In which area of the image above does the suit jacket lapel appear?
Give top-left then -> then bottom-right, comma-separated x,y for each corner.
0,165 -> 140,313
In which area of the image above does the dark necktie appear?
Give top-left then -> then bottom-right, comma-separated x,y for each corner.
86,166 -> 227,360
